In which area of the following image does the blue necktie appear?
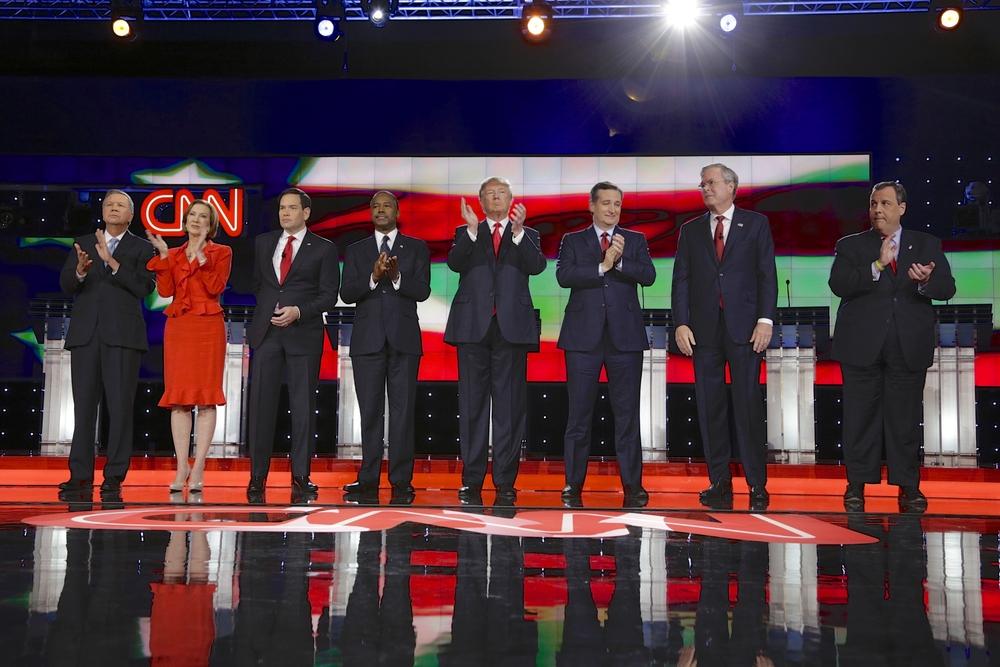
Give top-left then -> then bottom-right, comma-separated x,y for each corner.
106,236 -> 119,267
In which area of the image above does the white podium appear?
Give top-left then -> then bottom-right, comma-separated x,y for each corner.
765,307 -> 830,464
922,309 -> 985,467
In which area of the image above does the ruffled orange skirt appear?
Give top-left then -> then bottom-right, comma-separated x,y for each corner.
159,312 -> 226,408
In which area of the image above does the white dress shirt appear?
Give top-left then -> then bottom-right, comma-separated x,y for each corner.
467,216 -> 524,245
272,226 -> 307,280
370,228 -> 402,290
711,205 -> 772,327
594,223 -> 623,275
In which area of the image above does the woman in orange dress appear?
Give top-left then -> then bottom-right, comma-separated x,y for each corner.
146,199 -> 232,492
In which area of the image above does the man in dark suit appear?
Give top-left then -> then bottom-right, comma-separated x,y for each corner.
444,176 -> 547,504
58,189 -> 155,498
340,191 -> 431,504
672,163 -> 777,511
556,182 -> 656,507
246,187 -> 340,501
830,181 -> 955,513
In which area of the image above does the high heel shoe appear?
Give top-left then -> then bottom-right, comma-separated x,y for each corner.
169,462 -> 190,493
188,463 -> 205,494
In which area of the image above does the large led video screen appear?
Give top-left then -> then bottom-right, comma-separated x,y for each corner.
2,153 -> 992,383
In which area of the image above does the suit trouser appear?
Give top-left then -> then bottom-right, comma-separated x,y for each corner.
341,529 -> 416,666
69,338 -> 141,480
233,530 -> 313,666
351,343 -> 420,486
840,319 -> 926,487
692,309 -> 767,487
247,328 -> 321,479
456,317 -> 527,488
563,329 -> 644,488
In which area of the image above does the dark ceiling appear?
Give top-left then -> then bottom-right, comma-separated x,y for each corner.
1,11 -> 998,79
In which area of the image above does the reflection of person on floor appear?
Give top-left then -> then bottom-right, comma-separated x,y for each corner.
149,525 -> 216,665
340,527 -> 416,665
441,532 -> 538,664
684,537 -> 770,667
232,530 -> 314,665
840,515 -> 942,665
45,529 -> 148,665
558,533 -> 650,665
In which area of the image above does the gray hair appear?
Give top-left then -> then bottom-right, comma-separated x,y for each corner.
701,163 -> 739,192
479,176 -> 513,198
103,189 -> 135,215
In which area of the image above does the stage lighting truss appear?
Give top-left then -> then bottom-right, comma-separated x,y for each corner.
1,0 -> 997,21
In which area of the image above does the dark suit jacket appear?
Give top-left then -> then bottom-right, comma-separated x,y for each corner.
339,232 -> 431,356
59,230 -> 156,351
247,229 -> 340,352
444,221 -> 547,346
830,227 -> 956,370
555,226 -> 656,352
671,208 -> 778,344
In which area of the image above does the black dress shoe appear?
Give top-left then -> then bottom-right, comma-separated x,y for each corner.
344,480 -> 378,495
390,484 -> 415,504
457,485 -> 483,504
898,486 -> 928,514
749,485 -> 770,511
292,476 -> 319,494
561,485 -> 582,501
699,480 -> 733,507
58,477 -> 93,491
495,485 -> 517,502
843,482 -> 865,513
100,476 -> 122,493
247,477 -> 266,494
624,485 -> 649,508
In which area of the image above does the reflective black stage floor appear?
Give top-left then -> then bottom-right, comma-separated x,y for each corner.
1,501 -> 998,665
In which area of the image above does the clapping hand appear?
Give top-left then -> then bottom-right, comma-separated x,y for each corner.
94,229 -> 112,263
510,202 -> 527,235
907,260 -> 936,284
372,251 -> 389,282
460,197 -> 480,233
74,243 -> 93,276
385,255 -> 399,282
600,233 -> 625,272
145,229 -> 169,258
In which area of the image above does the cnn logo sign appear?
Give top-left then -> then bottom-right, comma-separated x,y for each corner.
140,188 -> 245,237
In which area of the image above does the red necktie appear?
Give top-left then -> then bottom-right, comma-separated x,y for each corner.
714,215 -> 725,261
715,216 -> 725,308
600,232 -> 610,258
279,235 -> 295,285
492,222 -> 502,257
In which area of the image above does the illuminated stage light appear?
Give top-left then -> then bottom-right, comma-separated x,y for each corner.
111,18 -> 132,39
315,17 -> 343,41
936,6 -> 963,30
663,0 -> 700,29
719,13 -> 737,32
315,0 -> 345,40
362,0 -> 395,27
111,0 -> 140,40
520,0 -> 554,43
